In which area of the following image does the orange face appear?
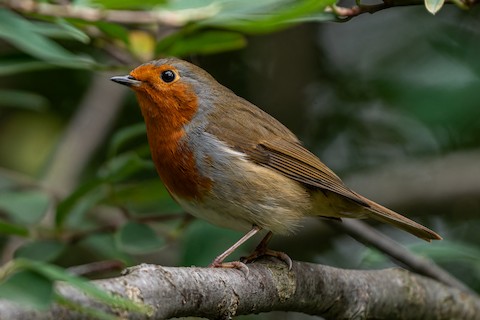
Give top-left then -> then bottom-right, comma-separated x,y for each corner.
128,63 -> 199,131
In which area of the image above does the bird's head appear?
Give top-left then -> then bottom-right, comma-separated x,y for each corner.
111,58 -> 222,129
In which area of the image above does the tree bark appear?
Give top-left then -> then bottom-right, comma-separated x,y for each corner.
1,260 -> 479,319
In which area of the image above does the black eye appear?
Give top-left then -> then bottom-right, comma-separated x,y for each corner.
161,70 -> 176,83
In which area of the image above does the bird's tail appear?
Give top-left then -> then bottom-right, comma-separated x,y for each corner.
359,195 -> 442,242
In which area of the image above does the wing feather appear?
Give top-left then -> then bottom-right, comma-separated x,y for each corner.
253,140 -> 368,206
203,96 -> 367,206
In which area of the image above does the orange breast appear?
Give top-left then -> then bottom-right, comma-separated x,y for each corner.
134,91 -> 211,200
148,130 -> 212,200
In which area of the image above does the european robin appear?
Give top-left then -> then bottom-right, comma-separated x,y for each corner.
111,58 -> 441,269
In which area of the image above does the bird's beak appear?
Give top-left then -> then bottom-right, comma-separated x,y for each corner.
110,75 -> 142,87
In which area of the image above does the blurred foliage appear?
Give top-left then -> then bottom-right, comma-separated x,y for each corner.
0,0 -> 479,318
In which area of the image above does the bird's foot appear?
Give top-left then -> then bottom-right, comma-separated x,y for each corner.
240,248 -> 292,270
241,231 -> 293,270
208,260 -> 249,276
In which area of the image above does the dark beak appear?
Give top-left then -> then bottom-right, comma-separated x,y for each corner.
110,75 -> 141,87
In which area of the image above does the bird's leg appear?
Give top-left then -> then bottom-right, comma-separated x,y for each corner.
209,225 -> 261,273
241,231 -> 293,270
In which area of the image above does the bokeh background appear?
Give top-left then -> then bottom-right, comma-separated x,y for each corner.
0,0 -> 479,318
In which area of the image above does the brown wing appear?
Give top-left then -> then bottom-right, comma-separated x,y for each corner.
204,94 -> 367,206
247,139 -> 368,206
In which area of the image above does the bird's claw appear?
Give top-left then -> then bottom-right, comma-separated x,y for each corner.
241,248 -> 293,270
209,260 -> 250,277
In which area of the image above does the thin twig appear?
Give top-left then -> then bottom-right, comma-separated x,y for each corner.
327,219 -> 476,296
66,260 -> 124,276
328,0 -> 478,18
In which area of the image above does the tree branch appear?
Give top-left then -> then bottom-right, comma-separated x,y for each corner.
330,0 -> 479,18
2,0 -> 220,26
6,0 -> 478,26
42,72 -> 127,196
1,260 -> 479,319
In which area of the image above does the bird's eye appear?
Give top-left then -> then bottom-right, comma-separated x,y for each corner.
160,70 -> 176,83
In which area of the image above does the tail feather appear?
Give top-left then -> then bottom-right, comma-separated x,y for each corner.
360,195 -> 442,242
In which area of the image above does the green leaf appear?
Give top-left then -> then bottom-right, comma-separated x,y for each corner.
99,152 -> 154,183
0,220 -> 29,237
94,21 -> 130,45
55,19 -> 91,43
159,30 -> 246,56
0,89 -> 49,111
32,19 -> 90,43
199,0 -> 335,34
0,270 -> 54,310
289,12 -> 336,23
90,0 -> 166,10
155,28 -> 192,54
56,153 -> 153,227
0,190 -> 50,225
104,179 -> 180,213
425,0 -> 445,14
65,189 -> 107,227
116,222 -> 165,254
57,182 -> 112,228
56,178 -> 104,227
55,294 -> 120,320
107,123 -> 146,158
10,259 -> 152,315
15,240 -> 66,262
161,0 -> 223,10
80,233 -> 133,263
0,59 -> 57,76
0,9 -> 93,68
361,240 -> 480,267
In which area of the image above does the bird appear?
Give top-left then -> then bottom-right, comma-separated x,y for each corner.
111,57 -> 441,270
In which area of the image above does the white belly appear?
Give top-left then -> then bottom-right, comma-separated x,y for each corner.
172,156 -> 312,235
